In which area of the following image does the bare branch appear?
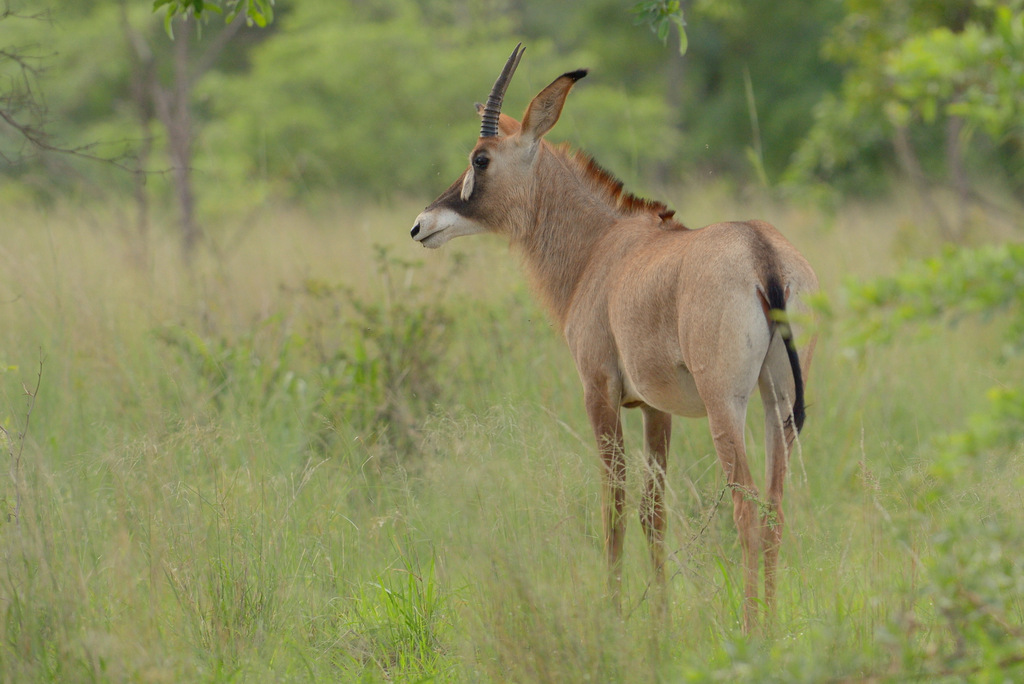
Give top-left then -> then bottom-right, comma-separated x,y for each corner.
0,8 -> 150,171
0,106 -> 145,170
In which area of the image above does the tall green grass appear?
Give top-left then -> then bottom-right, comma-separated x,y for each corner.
1,190 -> 1022,681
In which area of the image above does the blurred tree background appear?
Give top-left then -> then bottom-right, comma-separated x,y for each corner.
2,4 -> 1024,679
0,0 -> 1022,256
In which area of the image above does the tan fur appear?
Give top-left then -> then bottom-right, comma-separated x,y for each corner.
412,59 -> 818,633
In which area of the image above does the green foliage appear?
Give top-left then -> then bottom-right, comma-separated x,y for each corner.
0,1 -> 267,205
886,3 -> 1024,138
199,0 -> 509,199
1,194 -> 1023,681
199,0 -> 678,200
941,385 -> 1024,459
0,1 -> 129,174
353,554 -> 450,679
844,242 -> 1024,461
918,513 -> 1024,679
9,0 -> 1023,203
831,233 -> 1024,679
788,0 -> 1024,194
157,245 -> 458,454
304,246 -> 460,452
631,0 -> 688,54
164,504 -> 280,661
846,242 -> 1024,348
783,91 -> 893,197
154,0 -> 274,26
679,0 -> 844,181
860,486 -> 1024,681
1,0 -> 848,206
155,319 -> 307,415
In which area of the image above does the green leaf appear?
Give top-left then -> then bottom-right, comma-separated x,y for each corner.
163,9 -> 175,39
920,97 -> 937,123
632,0 -> 686,51
257,0 -> 274,24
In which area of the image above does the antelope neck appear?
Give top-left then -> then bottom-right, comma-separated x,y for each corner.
510,147 -> 632,325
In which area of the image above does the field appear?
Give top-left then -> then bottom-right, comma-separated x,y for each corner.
1,187 -> 1022,682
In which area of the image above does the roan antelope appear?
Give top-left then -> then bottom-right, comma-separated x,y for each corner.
410,44 -> 818,632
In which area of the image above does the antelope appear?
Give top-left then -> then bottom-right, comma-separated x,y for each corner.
410,44 -> 818,631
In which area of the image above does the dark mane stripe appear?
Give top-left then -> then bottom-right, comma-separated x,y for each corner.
558,145 -> 686,228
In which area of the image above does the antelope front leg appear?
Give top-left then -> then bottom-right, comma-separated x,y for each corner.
586,388 -> 626,606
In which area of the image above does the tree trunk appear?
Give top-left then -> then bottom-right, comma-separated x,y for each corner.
893,124 -> 952,240
166,17 -> 200,260
150,14 -> 245,263
122,11 -> 246,264
946,113 -> 969,240
121,2 -> 154,267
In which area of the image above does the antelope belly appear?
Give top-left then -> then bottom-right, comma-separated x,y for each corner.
620,362 -> 707,418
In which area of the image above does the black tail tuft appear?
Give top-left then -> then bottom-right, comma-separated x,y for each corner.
765,278 -> 805,432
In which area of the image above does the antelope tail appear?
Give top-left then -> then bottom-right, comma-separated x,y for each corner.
762,277 -> 806,432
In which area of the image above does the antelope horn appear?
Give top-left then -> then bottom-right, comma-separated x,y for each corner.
480,43 -> 524,139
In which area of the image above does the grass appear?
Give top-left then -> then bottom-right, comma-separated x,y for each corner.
0,187 -> 1022,682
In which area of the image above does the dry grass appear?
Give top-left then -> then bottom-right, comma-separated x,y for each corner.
0,186 -> 1021,681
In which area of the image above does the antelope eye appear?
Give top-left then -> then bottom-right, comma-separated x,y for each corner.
473,154 -> 490,170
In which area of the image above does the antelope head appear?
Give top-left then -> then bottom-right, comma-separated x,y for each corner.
410,44 -> 587,248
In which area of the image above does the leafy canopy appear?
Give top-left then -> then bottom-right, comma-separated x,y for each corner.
631,1 -> 688,54
787,0 -> 1024,192
154,0 -> 274,26
845,242 -> 1024,464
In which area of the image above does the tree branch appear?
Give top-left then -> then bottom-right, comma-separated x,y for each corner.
189,12 -> 247,87
0,6 -> 153,171
0,105 -> 141,170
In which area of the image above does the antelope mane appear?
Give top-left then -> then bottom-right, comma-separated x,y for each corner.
553,142 -> 685,228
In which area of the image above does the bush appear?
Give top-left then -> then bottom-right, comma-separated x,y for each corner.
157,245 -> 461,457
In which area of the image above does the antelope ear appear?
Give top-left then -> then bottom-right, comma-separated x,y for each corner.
475,103 -> 522,137
519,69 -> 587,142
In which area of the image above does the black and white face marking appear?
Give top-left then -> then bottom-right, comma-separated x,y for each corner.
411,165 -> 490,248
411,148 -> 495,248
460,151 -> 490,202
460,168 -> 475,201
412,43 -> 525,250
410,206 -> 488,248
